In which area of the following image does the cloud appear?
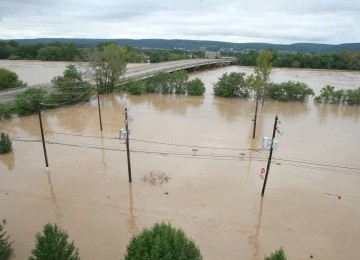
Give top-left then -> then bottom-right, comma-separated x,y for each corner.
0,0 -> 359,44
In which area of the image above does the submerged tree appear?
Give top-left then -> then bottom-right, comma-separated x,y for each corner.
125,222 -> 202,260
50,64 -> 93,106
0,132 -> 12,154
0,224 -> 13,260
0,68 -> 26,91
85,43 -> 126,93
213,72 -> 250,98
29,223 -> 80,260
264,247 -> 287,260
254,50 -> 274,105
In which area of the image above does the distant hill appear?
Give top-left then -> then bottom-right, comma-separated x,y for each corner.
3,38 -> 360,53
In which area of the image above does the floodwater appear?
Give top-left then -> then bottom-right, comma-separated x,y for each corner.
1,62 -> 360,259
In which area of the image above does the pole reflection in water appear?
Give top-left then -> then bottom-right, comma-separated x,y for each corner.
47,172 -> 62,224
250,197 -> 264,259
127,183 -> 137,236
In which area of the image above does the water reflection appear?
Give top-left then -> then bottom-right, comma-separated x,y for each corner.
124,94 -> 204,115
316,103 -> 360,122
213,98 -> 252,121
47,172 -> 62,224
261,101 -> 310,118
0,152 -> 15,171
127,183 -> 137,235
249,197 -> 265,259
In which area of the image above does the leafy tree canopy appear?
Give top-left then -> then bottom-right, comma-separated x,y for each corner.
125,222 -> 202,260
29,223 -> 80,260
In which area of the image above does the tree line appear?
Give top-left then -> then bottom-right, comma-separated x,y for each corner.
3,40 -> 360,71
234,49 -> 360,70
0,40 -> 203,63
215,50 -> 360,105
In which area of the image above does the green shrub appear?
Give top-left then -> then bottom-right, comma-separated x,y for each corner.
125,222 -> 202,260
0,224 -> 13,260
186,78 -> 206,96
213,72 -> 250,98
29,223 -> 80,260
0,68 -> 26,90
124,80 -> 146,95
0,103 -> 16,120
0,132 -> 12,154
264,247 -> 286,260
267,81 -> 314,102
345,87 -> 360,105
15,88 -> 48,116
314,85 -> 345,104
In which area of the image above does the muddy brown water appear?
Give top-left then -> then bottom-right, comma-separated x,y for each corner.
1,62 -> 360,259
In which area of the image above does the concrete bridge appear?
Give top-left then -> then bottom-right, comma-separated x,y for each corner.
0,58 -> 235,103
121,58 -> 235,83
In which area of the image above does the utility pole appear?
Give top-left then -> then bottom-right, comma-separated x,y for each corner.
96,85 -> 103,131
252,95 -> 259,139
261,115 -> 278,197
38,106 -> 49,170
124,107 -> 132,182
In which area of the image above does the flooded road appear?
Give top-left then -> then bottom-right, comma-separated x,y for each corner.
1,62 -> 360,259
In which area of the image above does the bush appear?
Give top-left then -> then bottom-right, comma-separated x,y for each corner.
0,68 -> 26,90
0,132 -> 12,154
0,224 -> 13,260
264,247 -> 286,260
213,72 -> 250,98
0,103 -> 16,120
186,78 -> 206,96
345,87 -> 360,105
124,80 -> 146,95
314,85 -> 345,104
267,81 -> 315,102
29,223 -> 80,260
51,64 -> 93,105
125,222 -> 202,260
15,88 -> 48,116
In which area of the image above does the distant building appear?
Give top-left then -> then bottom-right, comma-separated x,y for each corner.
199,47 -> 207,52
205,51 -> 221,59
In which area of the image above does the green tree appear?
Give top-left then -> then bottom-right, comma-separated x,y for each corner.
0,224 -> 13,259
314,85 -> 345,104
125,222 -> 202,260
0,68 -> 26,90
50,64 -> 93,105
345,87 -> 360,105
267,81 -> 315,102
213,72 -> 250,98
186,78 -> 206,96
15,88 -> 48,116
29,223 -> 79,260
85,43 -> 126,93
124,80 -> 146,95
254,50 -> 274,105
264,247 -> 286,260
0,132 -> 12,154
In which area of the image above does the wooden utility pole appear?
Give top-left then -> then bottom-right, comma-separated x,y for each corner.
38,107 -> 49,170
96,86 -> 103,131
252,95 -> 259,139
261,115 -> 278,196
124,107 -> 132,182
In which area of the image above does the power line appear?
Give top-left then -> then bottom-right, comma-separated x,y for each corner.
10,137 -> 360,176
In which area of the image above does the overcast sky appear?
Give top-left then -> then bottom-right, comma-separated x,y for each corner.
1,0 -> 359,44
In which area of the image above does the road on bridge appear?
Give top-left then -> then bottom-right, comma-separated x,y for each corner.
0,58 -> 234,103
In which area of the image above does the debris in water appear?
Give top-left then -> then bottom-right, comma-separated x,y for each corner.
164,192 -> 169,195
142,170 -> 170,185
2,219 -> 6,225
